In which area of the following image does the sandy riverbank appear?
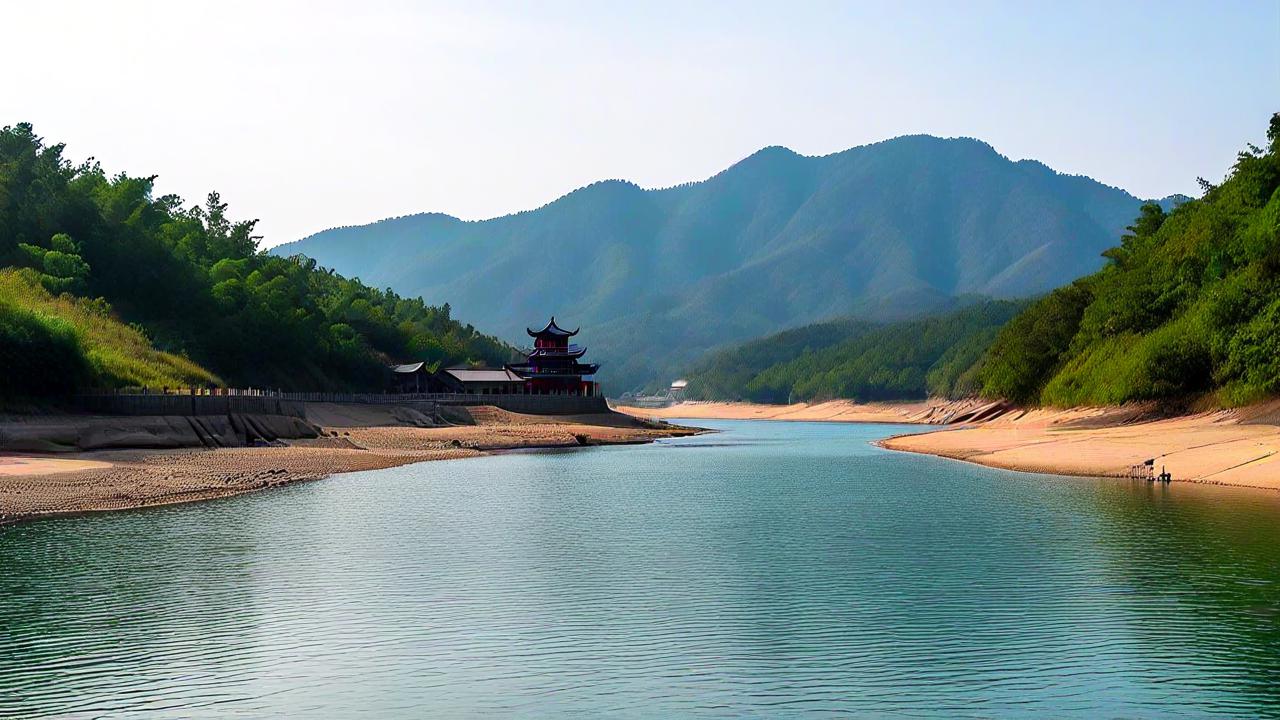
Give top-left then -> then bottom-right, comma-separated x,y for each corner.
881,405 -> 1280,491
618,399 -> 942,423
615,398 -> 1025,425
619,399 -> 1280,491
0,408 -> 699,525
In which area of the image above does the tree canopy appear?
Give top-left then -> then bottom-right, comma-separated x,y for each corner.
684,301 -> 1027,403
0,123 -> 513,393
687,116 -> 1280,410
977,115 -> 1280,407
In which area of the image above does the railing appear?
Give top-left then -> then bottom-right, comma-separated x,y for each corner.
75,388 -> 609,417
620,396 -> 676,409
74,393 -> 309,419
84,388 -> 445,404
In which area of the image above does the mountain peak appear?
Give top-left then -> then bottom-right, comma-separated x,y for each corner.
747,144 -> 801,160
278,136 -> 1149,391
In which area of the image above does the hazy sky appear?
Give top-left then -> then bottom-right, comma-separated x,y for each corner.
4,1 -> 1276,246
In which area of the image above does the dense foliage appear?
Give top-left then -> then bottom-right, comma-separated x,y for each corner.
685,301 -> 1027,403
683,318 -> 875,400
977,115 -> 1280,407
0,269 -> 219,395
0,123 -> 513,393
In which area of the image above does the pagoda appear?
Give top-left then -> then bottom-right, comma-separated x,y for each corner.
506,317 -> 601,396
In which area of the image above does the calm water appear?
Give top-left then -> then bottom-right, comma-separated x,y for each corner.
3,420 -> 1280,718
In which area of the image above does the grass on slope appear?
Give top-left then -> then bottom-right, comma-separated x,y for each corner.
0,269 -> 221,395
978,115 -> 1280,408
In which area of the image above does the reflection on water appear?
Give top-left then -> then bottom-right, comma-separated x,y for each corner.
2,420 -> 1279,718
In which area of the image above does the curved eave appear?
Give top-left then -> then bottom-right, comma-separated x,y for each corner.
526,316 -> 579,338
522,345 -> 587,358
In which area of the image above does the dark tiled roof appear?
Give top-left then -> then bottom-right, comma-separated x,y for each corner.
443,368 -> 524,383
527,316 -> 578,338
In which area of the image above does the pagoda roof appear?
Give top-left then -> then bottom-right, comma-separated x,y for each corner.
391,362 -> 427,374
527,316 -> 578,338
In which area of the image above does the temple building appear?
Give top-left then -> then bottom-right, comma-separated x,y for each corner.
505,317 -> 601,396
386,317 -> 601,396
390,362 -> 432,393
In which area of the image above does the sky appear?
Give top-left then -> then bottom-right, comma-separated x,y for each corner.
3,1 -> 1276,247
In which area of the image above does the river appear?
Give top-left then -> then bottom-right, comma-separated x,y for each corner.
3,419 -> 1279,717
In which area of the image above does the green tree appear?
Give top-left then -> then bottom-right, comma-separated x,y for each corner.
0,123 -> 515,393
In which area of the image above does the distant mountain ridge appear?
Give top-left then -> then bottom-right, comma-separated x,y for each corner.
276,135 -> 1171,391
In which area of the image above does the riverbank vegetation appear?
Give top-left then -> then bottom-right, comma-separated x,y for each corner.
976,115 -> 1280,407
684,301 -> 1026,402
0,269 -> 220,396
0,123 -> 512,394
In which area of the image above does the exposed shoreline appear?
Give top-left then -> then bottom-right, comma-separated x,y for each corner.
10,396 -> 1278,527
617,399 -> 1280,491
615,399 -> 945,424
0,409 -> 701,526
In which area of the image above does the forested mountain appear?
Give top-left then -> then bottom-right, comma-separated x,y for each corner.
975,115 -> 1280,408
279,135 -> 1168,391
684,301 -> 1027,403
0,124 -> 512,395
668,117 -> 1278,409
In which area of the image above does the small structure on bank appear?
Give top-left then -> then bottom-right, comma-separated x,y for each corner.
386,316 -> 601,396
1126,458 -> 1172,483
390,362 -> 432,393
621,378 -> 689,408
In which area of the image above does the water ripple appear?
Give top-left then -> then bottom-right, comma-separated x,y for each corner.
3,420 -> 1280,718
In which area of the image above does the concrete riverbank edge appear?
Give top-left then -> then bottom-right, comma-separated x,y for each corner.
617,399 -> 1280,491
0,408 -> 704,526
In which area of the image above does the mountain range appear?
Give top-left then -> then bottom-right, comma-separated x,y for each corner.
276,135 -> 1173,392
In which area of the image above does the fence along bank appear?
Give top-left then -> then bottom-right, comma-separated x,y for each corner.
76,388 -> 609,418
77,316 -> 610,420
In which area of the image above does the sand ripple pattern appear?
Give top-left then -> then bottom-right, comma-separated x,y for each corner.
3,420 -> 1280,718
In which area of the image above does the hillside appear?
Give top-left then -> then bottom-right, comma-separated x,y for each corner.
277,136 -> 1168,392
977,115 -> 1280,408
684,301 -> 1027,403
0,124 -> 513,394
0,269 -> 220,397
